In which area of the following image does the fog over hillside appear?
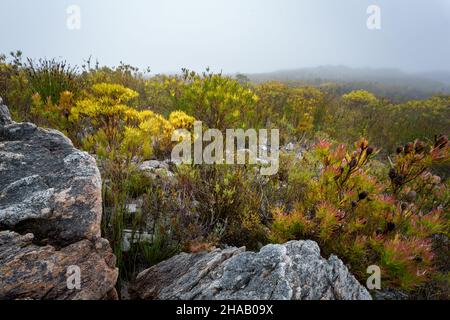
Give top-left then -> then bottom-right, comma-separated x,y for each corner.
244,66 -> 450,101
249,66 -> 449,84
418,71 -> 450,85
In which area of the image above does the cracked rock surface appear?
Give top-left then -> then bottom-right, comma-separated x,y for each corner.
0,104 -> 118,300
0,105 -> 102,245
0,231 -> 117,300
131,240 -> 372,300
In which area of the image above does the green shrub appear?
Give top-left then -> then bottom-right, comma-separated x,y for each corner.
0,51 -> 33,120
269,137 -> 449,291
26,58 -> 81,105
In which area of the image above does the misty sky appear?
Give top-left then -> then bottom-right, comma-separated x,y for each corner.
1,0 -> 449,74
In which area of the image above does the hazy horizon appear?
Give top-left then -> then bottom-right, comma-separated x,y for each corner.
1,0 -> 450,74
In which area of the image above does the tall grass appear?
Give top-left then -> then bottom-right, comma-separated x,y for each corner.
26,58 -> 80,104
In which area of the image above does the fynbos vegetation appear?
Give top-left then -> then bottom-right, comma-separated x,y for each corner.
0,51 -> 448,299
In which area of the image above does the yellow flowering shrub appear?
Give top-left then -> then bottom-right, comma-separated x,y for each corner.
168,110 -> 195,130
342,90 -> 378,106
148,69 -> 258,130
138,114 -> 174,153
286,87 -> 323,137
69,83 -> 196,159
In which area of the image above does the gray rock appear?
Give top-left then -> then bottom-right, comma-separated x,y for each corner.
0,105 -> 118,300
138,159 -> 169,171
131,240 -> 371,300
0,108 -> 102,246
373,288 -> 408,300
138,159 -> 174,179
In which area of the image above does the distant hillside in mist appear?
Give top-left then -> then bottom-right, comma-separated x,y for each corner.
244,66 -> 450,101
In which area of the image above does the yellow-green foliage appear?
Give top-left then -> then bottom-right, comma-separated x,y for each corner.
252,82 -> 288,128
71,83 -> 139,121
81,61 -> 147,100
137,112 -> 173,154
30,90 -> 74,135
70,83 -> 196,160
68,83 -> 197,279
325,90 -> 380,142
342,90 -> 378,106
26,57 -> 80,105
1,55 -> 448,294
286,87 -> 324,137
168,110 -> 195,130
146,69 -> 258,130
251,84 -> 326,143
321,92 -> 449,154
70,83 -> 145,159
0,52 -> 33,121
380,236 -> 435,290
270,207 -> 312,243
2,53 -> 448,156
138,109 -> 195,155
372,96 -> 450,152
174,164 -> 268,250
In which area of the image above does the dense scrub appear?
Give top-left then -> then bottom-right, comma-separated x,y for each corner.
1,52 -> 448,298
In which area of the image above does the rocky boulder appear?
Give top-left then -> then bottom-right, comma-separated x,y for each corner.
0,112 -> 101,245
0,231 -> 117,300
131,240 -> 372,300
0,103 -> 118,299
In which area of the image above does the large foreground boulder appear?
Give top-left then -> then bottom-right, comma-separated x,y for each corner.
0,107 -> 101,245
0,103 -> 118,299
131,240 -> 372,300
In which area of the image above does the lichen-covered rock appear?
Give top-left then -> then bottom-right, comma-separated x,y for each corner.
0,231 -> 118,300
131,240 -> 372,300
0,104 -> 118,300
0,106 -> 102,246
